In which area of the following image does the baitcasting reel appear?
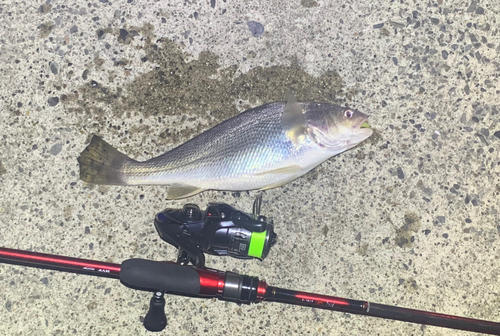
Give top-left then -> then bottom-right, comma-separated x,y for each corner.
154,194 -> 277,268
142,194 -> 277,331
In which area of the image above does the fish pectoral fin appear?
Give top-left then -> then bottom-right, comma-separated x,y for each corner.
259,176 -> 299,191
259,182 -> 289,191
255,165 -> 302,176
166,184 -> 205,200
282,93 -> 306,146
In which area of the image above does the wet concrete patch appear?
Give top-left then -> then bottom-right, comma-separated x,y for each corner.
399,277 -> 419,291
301,0 -> 318,8
395,212 -> 421,248
65,27 -> 350,143
0,161 -> 5,177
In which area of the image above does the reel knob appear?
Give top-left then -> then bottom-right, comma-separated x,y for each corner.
143,292 -> 167,332
182,204 -> 201,221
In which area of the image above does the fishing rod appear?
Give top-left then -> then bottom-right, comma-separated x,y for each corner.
0,246 -> 499,334
1,197 -> 499,334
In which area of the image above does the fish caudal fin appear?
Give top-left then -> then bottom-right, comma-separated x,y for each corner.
78,135 -> 135,185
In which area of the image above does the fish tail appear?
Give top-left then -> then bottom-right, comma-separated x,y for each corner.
78,135 -> 135,185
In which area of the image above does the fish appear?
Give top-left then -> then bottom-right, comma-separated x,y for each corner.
78,95 -> 373,199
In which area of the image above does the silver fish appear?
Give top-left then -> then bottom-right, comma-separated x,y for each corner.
78,96 -> 373,199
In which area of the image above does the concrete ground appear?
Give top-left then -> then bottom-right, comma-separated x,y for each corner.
1,0 -> 499,335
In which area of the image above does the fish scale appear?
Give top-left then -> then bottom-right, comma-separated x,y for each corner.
124,103 -> 303,184
78,97 -> 373,199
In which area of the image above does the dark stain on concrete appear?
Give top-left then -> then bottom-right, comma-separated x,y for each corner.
399,277 -> 419,291
301,0 -> 318,8
395,212 -> 421,248
65,25 -> 353,145
0,160 -> 6,177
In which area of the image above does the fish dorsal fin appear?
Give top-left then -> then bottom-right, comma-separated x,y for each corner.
255,165 -> 302,176
166,183 -> 205,200
281,93 -> 306,146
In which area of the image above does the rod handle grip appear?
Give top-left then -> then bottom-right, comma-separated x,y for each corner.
120,259 -> 201,295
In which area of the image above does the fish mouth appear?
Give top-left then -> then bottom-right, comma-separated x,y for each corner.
349,119 -> 373,144
350,128 -> 373,143
309,117 -> 373,149
360,121 -> 371,128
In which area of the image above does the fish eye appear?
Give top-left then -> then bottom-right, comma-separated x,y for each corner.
344,109 -> 354,118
